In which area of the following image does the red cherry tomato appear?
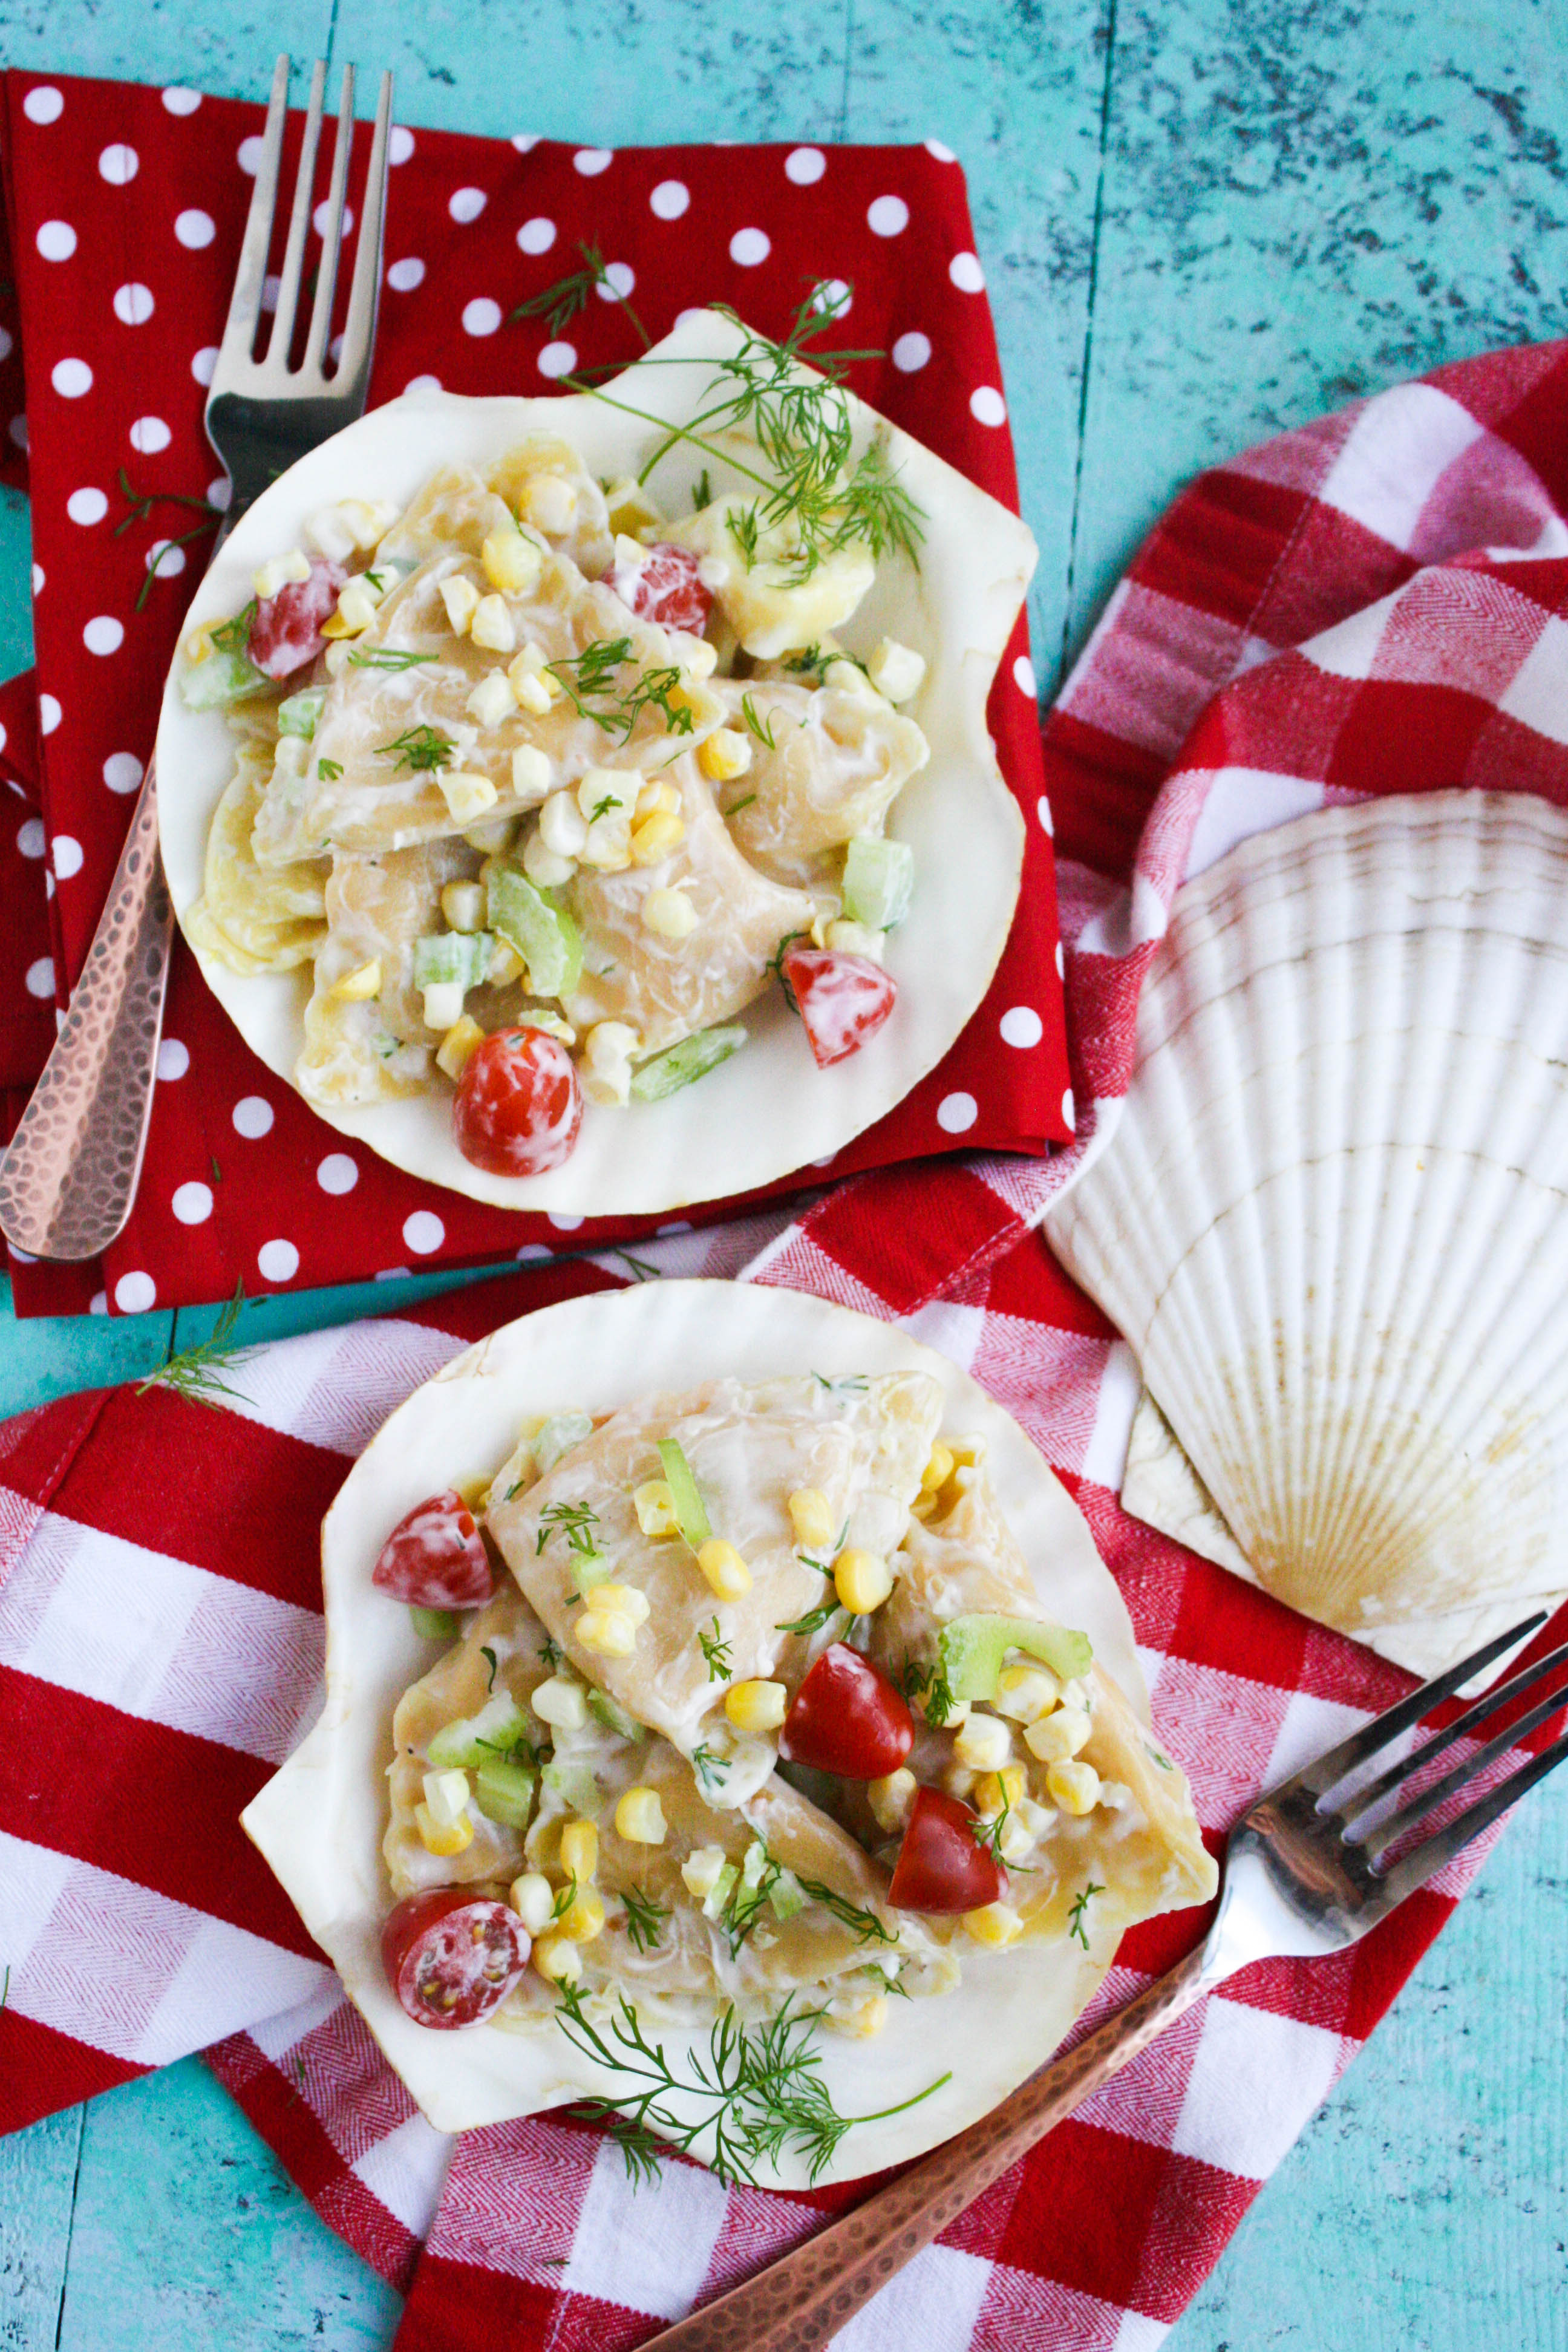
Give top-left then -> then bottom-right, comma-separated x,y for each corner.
887,1785 -> 1008,1915
779,1643 -> 915,1779
381,1889 -> 529,2029
610,542 -> 711,633
780,946 -> 897,1070
372,1489 -> 495,1609
248,557 -> 346,679
453,1025 -> 583,1177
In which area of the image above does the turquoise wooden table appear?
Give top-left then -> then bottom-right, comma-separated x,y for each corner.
2,3 -> 1566,2345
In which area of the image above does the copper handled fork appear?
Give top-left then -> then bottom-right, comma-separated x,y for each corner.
648,1610 -> 1568,2352
0,54 -> 392,1264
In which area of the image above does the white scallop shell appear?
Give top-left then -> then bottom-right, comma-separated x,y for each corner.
1046,791 -> 1568,1678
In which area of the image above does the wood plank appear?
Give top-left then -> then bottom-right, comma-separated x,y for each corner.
0,2102 -> 79,2351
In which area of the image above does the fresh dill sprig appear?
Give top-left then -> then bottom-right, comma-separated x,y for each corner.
534,1500 -> 602,1558
211,603 -> 257,658
811,1372 -> 869,1395
731,505 -> 760,567
722,791 -> 757,815
698,1618 -> 734,1682
116,467 -> 221,611
1068,1881 -> 1105,1951
620,1886 -> 671,1954
546,636 -> 695,744
555,1983 -> 947,2190
376,724 -> 452,774
317,758 -> 344,782
692,466 -> 712,511
793,1873 -> 897,1946
691,1743 -> 728,1794
774,1597 -> 844,1639
739,691 -> 777,748
897,1651 -> 955,1729
137,1283 -> 252,1409
348,648 -> 437,671
481,1645 -> 500,1692
539,1635 -> 565,1671
509,240 -> 652,350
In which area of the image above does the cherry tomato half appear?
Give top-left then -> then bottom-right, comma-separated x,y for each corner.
780,946 -> 898,1070
611,542 -> 711,633
453,1025 -> 583,1177
779,1642 -> 915,1779
248,557 -> 345,680
887,1785 -> 1008,1915
371,1489 -> 495,1609
381,1889 -> 529,2028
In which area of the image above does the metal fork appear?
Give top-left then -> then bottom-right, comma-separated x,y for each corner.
0,55 -> 393,1266
649,1610 -> 1568,2352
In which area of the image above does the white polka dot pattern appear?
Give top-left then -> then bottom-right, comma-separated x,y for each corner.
650,180 -> 690,220
162,87 -> 201,116
449,186 -> 487,223
867,195 -> 909,237
191,347 -> 219,385
156,1039 -> 189,1080
936,1093 -> 978,1134
999,1005 -> 1043,1049
83,616 -> 124,656
949,251 -> 985,292
517,217 -> 556,254
36,221 -> 77,262
17,818 -> 45,860
129,416 -> 172,453
1062,1089 -> 1076,1129
573,149 -> 613,176
316,1154 -> 359,1195
548,1214 -> 585,1232
99,144 -> 139,185
114,1272 -> 156,1314
730,227 -> 770,267
51,834 -> 83,878
389,127 -> 415,165
232,1096 -> 275,1138
23,87 -> 64,125
25,956 -> 54,998
537,342 -> 577,379
892,333 -> 931,373
39,695 -> 60,736
258,1238 -> 300,1283
785,148 -> 825,185
1014,655 -> 1037,698
113,282 -> 155,325
67,487 -> 108,525
172,1181 -> 213,1225
51,358 -> 92,398
174,209 -> 215,249
1037,795 -> 1054,836
103,752 -> 143,794
463,298 -> 502,336
403,1211 -> 445,1254
970,385 -> 1007,426
387,257 -> 425,292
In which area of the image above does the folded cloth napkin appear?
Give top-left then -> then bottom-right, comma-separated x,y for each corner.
0,68 -> 1071,1319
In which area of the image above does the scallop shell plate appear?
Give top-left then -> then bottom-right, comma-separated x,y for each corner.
1046,790 -> 1568,1679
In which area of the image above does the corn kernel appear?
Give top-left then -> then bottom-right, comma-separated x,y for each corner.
467,669 -> 517,727
996,1665 -> 1059,1725
471,593 -> 517,655
441,880 -> 486,933
532,1930 -> 582,1984
949,1433 -> 986,1468
603,476 -> 664,537
184,624 -> 215,664
683,638 -> 719,679
509,1872 -> 554,1934
523,832 -> 575,891
324,641 -> 352,677
866,638 -> 927,704
440,574 -> 482,635
1024,1705 -> 1091,1764
724,1679 -> 788,1734
630,810 -> 685,865
335,576 -> 382,633
585,1021 -> 639,1072
521,473 -> 578,534
943,1762 -> 976,1802
698,727 -> 753,783
642,886 -> 697,939
253,547 -> 312,600
681,1844 -> 728,1900
488,939 -> 529,988
867,1767 -> 917,1834
577,1608 -> 636,1658
319,610 -> 354,639
439,769 -> 500,825
594,1582 -> 651,1625
973,1765 -> 1027,1819
964,1901 -> 1024,1947
422,1767 -> 471,1828
533,1674 -> 588,1730
512,670 -> 554,716
559,1820 -> 599,1884
834,1992 -> 887,2038
329,958 -> 382,1002
998,1813 -> 1037,1865
1047,1759 -> 1101,1815
415,1802 -> 475,1857
483,527 -> 543,595
953,1712 -> 1013,1772
834,1547 -> 893,1615
920,1444 -> 955,1495
558,1884 -> 606,1941
615,1788 -> 668,1845
576,766 -> 636,823
633,1478 -> 679,1537
527,1011 -> 577,1047
825,920 -> 885,961
697,1539 -> 752,1599
786,1488 -> 835,1550
580,812 -> 633,873
422,981 -> 465,1034
635,775 -> 682,818
541,789 -> 589,858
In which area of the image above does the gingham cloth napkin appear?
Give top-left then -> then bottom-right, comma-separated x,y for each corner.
0,68 -> 1070,1320
5,328 -> 1568,2348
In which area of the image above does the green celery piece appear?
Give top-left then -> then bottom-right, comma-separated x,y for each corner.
486,864 -> 583,998
630,1027 -> 747,1103
936,1613 -> 1093,1704
656,1438 -> 712,1549
568,1552 -> 613,1601
426,1693 -> 530,1769
474,1754 -> 537,1829
541,1758 -> 600,1813
409,1606 -> 460,1641
534,1411 -> 593,1472
413,930 -> 494,991
180,647 -> 270,710
277,685 -> 328,740
701,1862 -> 739,1921
588,1688 -> 645,1740
768,1866 -> 806,1921
841,836 -> 914,930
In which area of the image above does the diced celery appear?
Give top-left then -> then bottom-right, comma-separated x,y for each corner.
180,647 -> 270,710
842,835 -> 914,930
937,1613 -> 1093,1704
630,1026 -> 747,1103
587,1688 -> 645,1740
656,1439 -> 712,1549
474,1754 -> 537,1830
486,865 -> 583,999
535,1411 -> 593,1473
277,685 -> 328,740
701,1862 -> 739,1921
413,930 -> 494,991
541,1759 -> 601,1813
567,1551 -> 612,1601
409,1606 -> 460,1641
426,1693 -> 531,1769
768,1867 -> 806,1921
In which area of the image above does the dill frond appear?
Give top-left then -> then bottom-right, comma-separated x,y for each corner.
137,1283 -> 252,1409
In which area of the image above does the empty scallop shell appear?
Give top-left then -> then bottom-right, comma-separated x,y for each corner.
1046,791 -> 1568,1677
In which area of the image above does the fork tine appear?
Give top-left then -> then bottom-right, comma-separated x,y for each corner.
334,70 -> 393,397
266,57 -> 327,367
1304,1610 -> 1547,1805
302,64 -> 356,375
1341,1635 -> 1568,1838
1373,1719 -> 1568,1909
1355,1650 -> 1568,1862
216,54 -> 290,374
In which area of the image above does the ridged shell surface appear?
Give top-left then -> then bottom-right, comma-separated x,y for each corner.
1046,791 -> 1568,1677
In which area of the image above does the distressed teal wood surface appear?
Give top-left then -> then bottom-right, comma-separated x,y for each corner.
2,4 -> 1566,2348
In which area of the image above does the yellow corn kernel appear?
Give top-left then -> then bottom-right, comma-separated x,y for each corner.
787,1488 -> 835,1550
441,879 -> 487,933
629,810 -> 685,865
471,593 -> 517,654
594,1582 -> 651,1625
557,1884 -> 606,1942
183,624 -> 215,664
920,1443 -> 955,1494
635,775 -> 682,818
698,727 -> 753,783
454,1474 -> 489,1512
1024,1705 -> 1091,1765
615,1788 -> 668,1845
633,1478 -> 679,1537
482,527 -> 543,595
559,1820 -> 599,1884
440,574 -> 482,635
1047,1759 -> 1102,1815
415,1803 -> 475,1857
577,1608 -> 636,1658
436,1015 -> 485,1083
521,472 -> 578,534
953,1712 -> 1013,1772
335,577 -> 382,633
329,958 -> 382,1002
509,1872 -> 554,1935
973,1764 -> 1027,1820
488,938 -> 528,987
603,476 -> 664,538
253,547 -> 312,600
724,1679 -> 788,1734
641,886 -> 698,940
949,1433 -> 986,1469
319,610 -> 354,639
532,1930 -> 583,1984
438,769 -> 500,825
834,1992 -> 888,2039
943,1762 -> 976,1802
833,1547 -> 893,1615
681,1844 -> 728,1900
866,1766 -> 917,1834
995,1665 -> 1059,1725
697,1539 -> 753,1599
964,1901 -> 1024,1948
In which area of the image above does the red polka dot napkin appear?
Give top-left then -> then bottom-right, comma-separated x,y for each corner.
0,68 -> 1070,1318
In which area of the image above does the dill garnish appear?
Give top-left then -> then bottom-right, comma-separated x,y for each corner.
697,1618 -> 733,1682
1068,1881 -> 1105,1950
348,648 -> 437,671
546,636 -> 695,744
897,1651 -> 956,1728
620,1887 -> 670,1953
510,240 -> 652,349
691,1743 -> 728,1794
739,691 -> 777,748
481,1645 -> 499,1692
117,467 -> 221,610
376,724 -> 452,774
792,1872 -> 897,1946
136,1282 -> 252,1409
774,1597 -> 844,1639
210,603 -> 257,658
723,791 -> 757,815
539,1635 -> 565,1671
317,758 -> 343,782
692,466 -> 712,511
534,1500 -> 602,1558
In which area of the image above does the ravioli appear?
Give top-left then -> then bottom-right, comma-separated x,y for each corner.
717,676 -> 929,890
185,739 -> 329,976
485,433 -> 615,580
297,838 -> 479,1105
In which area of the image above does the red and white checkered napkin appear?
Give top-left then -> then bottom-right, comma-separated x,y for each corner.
1,1220 -> 1555,2351
0,67 -> 1071,1321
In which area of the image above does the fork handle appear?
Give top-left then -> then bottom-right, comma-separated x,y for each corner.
645,1938 -> 1217,2352
0,759 -> 172,1263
